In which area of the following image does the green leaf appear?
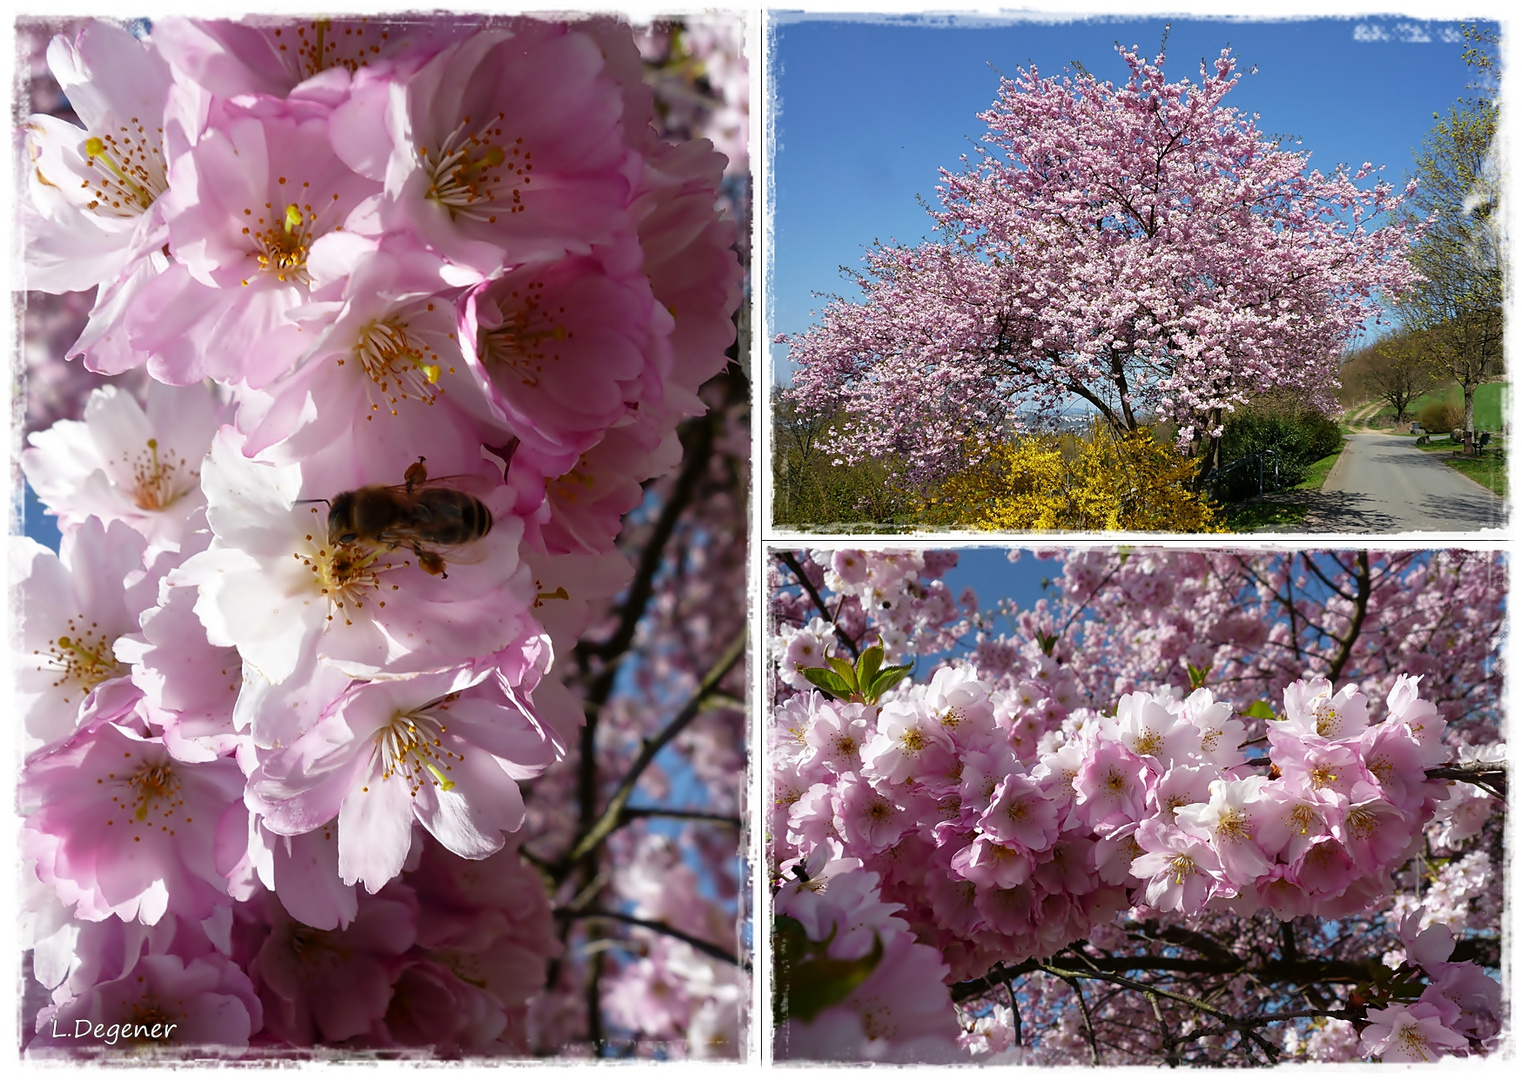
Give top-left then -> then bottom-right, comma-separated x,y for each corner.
1243,700 -> 1277,721
866,664 -> 914,702
856,644 -> 884,690
800,666 -> 854,700
773,915 -> 885,1027
1186,662 -> 1211,690
1036,631 -> 1059,656
1118,545 -> 1133,565
825,655 -> 859,692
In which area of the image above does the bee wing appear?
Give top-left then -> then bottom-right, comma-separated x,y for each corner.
419,537 -> 491,566
406,473 -> 500,499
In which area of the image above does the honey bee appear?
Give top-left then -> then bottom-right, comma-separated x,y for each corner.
323,458 -> 492,578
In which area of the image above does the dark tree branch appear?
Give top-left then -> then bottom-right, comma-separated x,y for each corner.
1427,761 -> 1507,800
777,551 -> 861,659
1039,955 -> 1283,1065
953,952 -> 1391,1004
562,629 -> 747,873
578,416 -> 717,667
1053,969 -> 1101,1065
562,908 -> 747,970
1324,551 -> 1371,683
1005,980 -> 1022,1047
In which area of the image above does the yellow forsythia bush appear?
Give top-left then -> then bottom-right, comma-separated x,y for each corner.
924,423 -> 1221,532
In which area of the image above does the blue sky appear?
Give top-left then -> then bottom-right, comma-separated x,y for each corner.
942,547 -> 1058,626
768,13 -> 1497,384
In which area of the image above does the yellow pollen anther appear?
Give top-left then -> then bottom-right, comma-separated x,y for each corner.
81,134 -> 159,211
376,707 -> 463,795
352,317 -> 442,410
37,618 -> 123,703
127,436 -> 192,511
293,524 -> 397,626
284,202 -> 304,233
1313,701 -> 1340,738
128,760 -> 181,823
1216,808 -> 1252,842
1169,853 -> 1195,884
421,111 -> 515,220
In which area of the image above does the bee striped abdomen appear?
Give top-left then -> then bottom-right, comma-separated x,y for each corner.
414,488 -> 492,545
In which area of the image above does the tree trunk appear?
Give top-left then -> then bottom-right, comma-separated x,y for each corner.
1188,411 -> 1224,494
1464,384 -> 1476,454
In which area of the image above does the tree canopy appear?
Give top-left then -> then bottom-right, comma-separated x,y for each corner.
781,45 -> 1417,486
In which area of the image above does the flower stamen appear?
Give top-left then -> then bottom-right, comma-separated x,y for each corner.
346,317 -> 445,416
420,112 -> 527,223
375,705 -> 463,796
127,437 -> 194,511
35,616 -> 123,704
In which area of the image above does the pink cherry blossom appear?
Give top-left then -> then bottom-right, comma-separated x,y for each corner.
172,428 -> 535,686
22,720 -> 244,925
23,382 -> 227,554
1359,1001 -> 1469,1062
12,518 -> 155,748
370,23 -> 633,276
249,890 -> 417,1045
22,20 -> 172,296
127,94 -> 381,386
1130,817 -> 1227,912
247,664 -> 558,892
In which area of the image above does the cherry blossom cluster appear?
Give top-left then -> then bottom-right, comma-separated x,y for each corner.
779,45 -> 1416,485
1040,548 -> 1505,739
769,549 -> 1504,1064
772,550 -> 970,690
1126,676 -> 1451,919
1346,908 -> 1504,1061
16,14 -> 740,1057
774,671 -> 1453,975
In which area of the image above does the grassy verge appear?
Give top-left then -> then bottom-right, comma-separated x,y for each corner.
1224,500 -> 1309,531
1294,447 -> 1343,491
1446,449 -> 1507,497
1412,437 -> 1507,497
1221,440 -> 1345,531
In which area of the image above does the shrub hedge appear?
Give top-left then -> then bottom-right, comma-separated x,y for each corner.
1214,409 -> 1342,501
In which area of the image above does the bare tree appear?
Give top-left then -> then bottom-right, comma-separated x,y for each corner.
1397,37 -> 1503,452
1353,329 -> 1441,425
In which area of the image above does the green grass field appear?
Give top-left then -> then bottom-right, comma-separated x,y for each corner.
1404,381 -> 1508,431
1446,447 -> 1508,497
1358,380 -> 1507,431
